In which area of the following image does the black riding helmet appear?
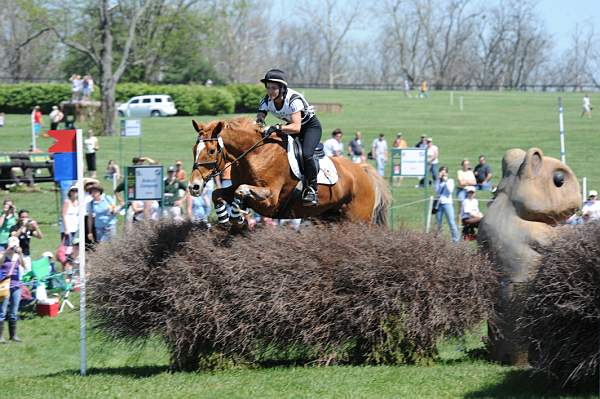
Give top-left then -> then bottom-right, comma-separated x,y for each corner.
260,68 -> 288,87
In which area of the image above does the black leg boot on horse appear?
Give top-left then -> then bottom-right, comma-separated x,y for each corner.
302,155 -> 319,206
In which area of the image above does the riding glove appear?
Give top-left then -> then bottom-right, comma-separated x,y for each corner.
263,124 -> 282,139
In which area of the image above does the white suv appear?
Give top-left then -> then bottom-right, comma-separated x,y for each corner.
117,95 -> 177,117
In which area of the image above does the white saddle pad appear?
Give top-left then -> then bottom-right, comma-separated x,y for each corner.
287,136 -> 338,185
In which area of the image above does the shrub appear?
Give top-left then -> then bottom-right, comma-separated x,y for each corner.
522,222 -> 600,386
225,84 -> 265,113
88,222 -> 496,371
0,83 -> 71,113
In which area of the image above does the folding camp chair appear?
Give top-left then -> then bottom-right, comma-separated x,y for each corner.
46,272 -> 75,313
23,257 -> 74,313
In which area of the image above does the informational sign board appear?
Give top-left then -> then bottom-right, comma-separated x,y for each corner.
120,119 -> 141,137
397,148 -> 427,177
126,165 -> 163,200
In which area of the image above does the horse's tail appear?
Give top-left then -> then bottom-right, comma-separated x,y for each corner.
362,163 -> 392,227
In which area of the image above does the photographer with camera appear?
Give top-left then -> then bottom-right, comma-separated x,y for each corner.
9,209 -> 43,273
0,199 -> 18,250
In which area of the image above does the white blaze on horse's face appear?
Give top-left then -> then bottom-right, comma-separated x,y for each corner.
189,139 -> 207,197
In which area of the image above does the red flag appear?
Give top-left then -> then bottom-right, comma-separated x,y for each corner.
48,130 -> 77,153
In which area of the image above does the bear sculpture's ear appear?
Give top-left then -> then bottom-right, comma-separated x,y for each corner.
519,148 -> 544,178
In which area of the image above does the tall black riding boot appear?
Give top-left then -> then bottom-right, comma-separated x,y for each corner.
302,157 -> 319,206
8,320 -> 22,342
0,321 -> 6,344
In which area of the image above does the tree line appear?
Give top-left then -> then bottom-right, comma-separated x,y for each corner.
0,0 -> 598,132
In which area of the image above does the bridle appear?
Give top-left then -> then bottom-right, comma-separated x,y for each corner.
192,132 -> 269,184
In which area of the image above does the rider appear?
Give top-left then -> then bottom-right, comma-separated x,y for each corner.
256,68 -> 322,206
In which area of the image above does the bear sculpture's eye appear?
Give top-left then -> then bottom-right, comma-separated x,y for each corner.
553,171 -> 565,187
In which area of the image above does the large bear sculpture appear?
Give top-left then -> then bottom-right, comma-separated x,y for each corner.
477,148 -> 581,365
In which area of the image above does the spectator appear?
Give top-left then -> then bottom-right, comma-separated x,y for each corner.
323,128 -> 344,157
31,105 -> 42,138
48,105 -> 64,131
372,133 -> 388,177
83,178 -> 99,246
460,186 -> 483,227
403,79 -> 412,98
474,155 -> 493,191
0,199 -> 17,250
393,133 -> 408,150
70,74 -> 83,101
419,80 -> 429,98
348,131 -> 365,163
581,93 -> 592,119
415,134 -> 427,149
0,236 -> 25,343
9,209 -> 43,273
187,178 -> 214,224
426,137 -> 439,184
60,186 -> 79,247
435,166 -> 459,242
582,190 -> 600,222
104,160 -> 121,183
130,200 -> 160,223
82,74 -> 94,100
392,133 -> 408,186
175,160 -> 186,181
86,185 -> 118,243
84,129 -> 99,178
163,166 -> 187,221
0,112 -> 4,127
456,159 -> 477,202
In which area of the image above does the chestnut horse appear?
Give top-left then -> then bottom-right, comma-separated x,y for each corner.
188,117 -> 390,226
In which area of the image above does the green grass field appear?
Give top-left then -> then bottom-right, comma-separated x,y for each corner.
1,89 -> 598,397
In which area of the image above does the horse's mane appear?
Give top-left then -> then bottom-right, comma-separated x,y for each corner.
225,117 -> 262,135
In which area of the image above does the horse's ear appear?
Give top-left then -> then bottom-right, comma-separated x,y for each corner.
192,119 -> 202,133
211,121 -> 224,138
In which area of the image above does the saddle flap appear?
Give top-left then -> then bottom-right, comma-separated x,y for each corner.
286,135 -> 338,186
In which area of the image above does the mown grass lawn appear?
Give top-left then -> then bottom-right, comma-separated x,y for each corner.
0,89 -> 598,397
1,305 -> 594,398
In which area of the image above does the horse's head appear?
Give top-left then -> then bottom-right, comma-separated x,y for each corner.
188,119 -> 225,196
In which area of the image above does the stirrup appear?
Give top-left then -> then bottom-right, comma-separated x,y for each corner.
302,186 -> 318,206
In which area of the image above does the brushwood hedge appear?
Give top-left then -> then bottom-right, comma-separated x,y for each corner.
0,83 -> 264,115
88,222 -> 497,371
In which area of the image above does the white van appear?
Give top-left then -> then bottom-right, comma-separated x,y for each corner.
117,95 -> 177,117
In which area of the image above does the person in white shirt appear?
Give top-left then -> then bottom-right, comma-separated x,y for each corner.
256,68 -> 321,206
323,129 -> 344,157
84,129 -> 99,178
460,186 -> 483,226
426,137 -> 439,182
435,166 -> 459,242
372,133 -> 388,177
49,105 -> 64,131
582,190 -> 600,222
582,94 -> 592,119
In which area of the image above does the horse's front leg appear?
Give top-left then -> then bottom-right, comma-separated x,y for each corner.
212,186 -> 236,226
231,184 -> 274,227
